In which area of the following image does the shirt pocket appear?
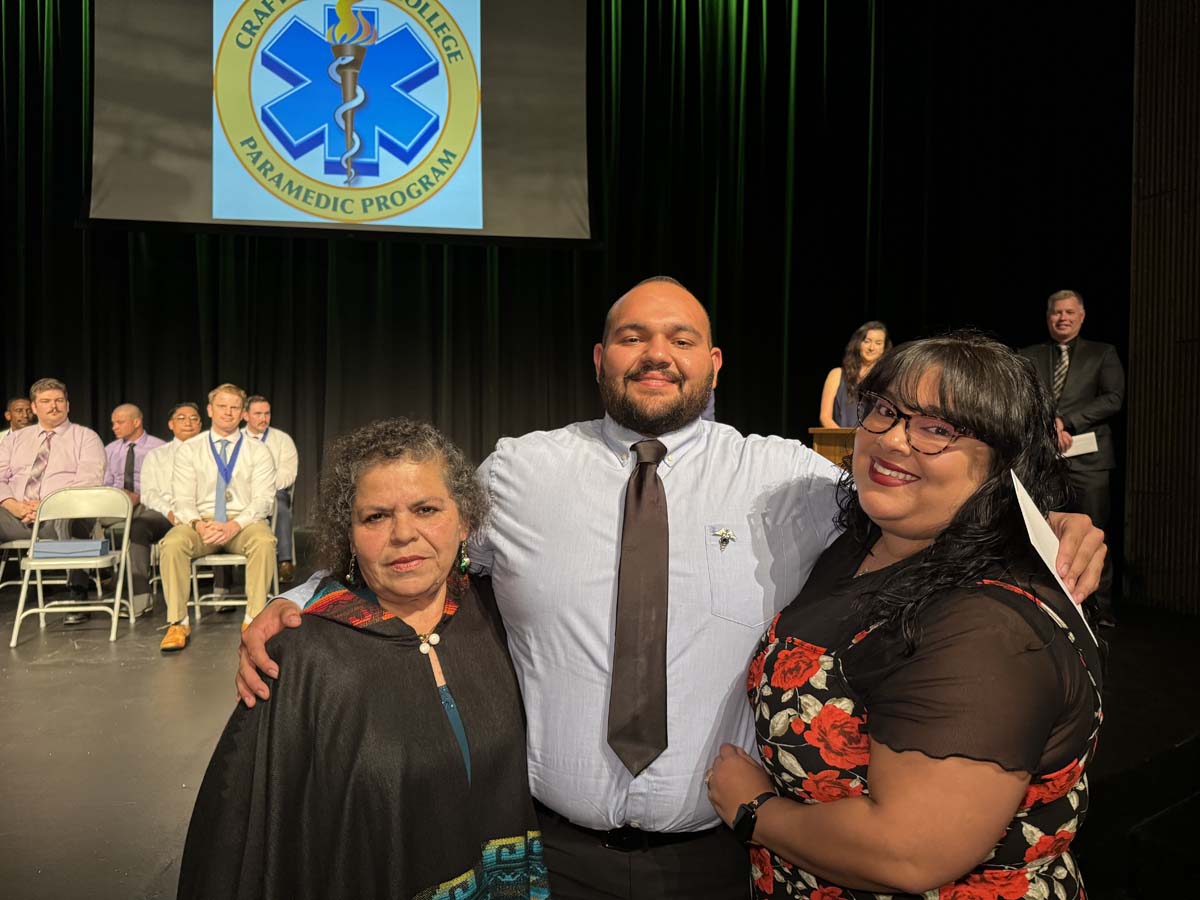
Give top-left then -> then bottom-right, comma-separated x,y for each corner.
705,521 -> 796,628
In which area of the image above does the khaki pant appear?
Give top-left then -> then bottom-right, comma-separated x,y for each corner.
159,520 -> 277,623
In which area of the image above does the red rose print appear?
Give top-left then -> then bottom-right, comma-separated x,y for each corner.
803,705 -> 870,769
810,888 -> 846,900
800,770 -> 864,803
749,846 -> 774,895
1024,830 -> 1075,863
769,640 -> 826,690
938,868 -> 1030,900
1021,759 -> 1083,809
766,613 -> 781,645
790,718 -> 805,734
747,651 -> 767,693
761,744 -> 774,761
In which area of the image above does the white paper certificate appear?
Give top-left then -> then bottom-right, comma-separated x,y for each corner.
1011,471 -> 1098,645
1062,431 -> 1098,458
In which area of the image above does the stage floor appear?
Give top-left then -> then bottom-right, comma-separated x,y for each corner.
1,581 -> 1196,899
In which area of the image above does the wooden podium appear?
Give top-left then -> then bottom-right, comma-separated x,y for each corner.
807,427 -> 855,467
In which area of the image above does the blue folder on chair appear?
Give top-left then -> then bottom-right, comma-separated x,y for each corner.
30,539 -> 112,559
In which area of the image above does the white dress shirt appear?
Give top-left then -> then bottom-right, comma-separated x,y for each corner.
285,414 -> 842,833
141,438 -> 187,520
172,430 -> 276,529
243,426 -> 298,490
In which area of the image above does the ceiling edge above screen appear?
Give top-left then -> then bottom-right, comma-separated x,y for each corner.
88,0 -> 590,240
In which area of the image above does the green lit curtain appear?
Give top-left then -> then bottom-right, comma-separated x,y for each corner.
1,1 -> 1133,520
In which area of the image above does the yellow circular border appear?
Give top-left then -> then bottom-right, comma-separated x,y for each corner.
214,0 -> 480,223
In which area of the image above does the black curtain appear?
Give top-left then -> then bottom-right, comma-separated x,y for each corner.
1,1 -> 1134,527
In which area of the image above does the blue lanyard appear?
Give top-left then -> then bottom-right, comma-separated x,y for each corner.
261,427 -> 270,442
209,434 -> 244,484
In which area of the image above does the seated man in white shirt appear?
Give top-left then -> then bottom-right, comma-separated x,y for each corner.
242,395 -> 299,582
140,402 -> 204,525
158,384 -> 277,652
102,403 -> 167,615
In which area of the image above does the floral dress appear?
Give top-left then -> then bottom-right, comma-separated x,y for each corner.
746,531 -> 1103,900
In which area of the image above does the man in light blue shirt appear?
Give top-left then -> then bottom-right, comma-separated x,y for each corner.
237,277 -> 1105,899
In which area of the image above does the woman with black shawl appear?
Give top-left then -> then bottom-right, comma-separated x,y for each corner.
179,419 -> 547,900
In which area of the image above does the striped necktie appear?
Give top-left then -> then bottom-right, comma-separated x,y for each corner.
1052,343 -> 1070,401
24,431 -> 54,500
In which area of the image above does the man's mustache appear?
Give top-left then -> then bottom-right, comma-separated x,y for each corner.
624,363 -> 682,384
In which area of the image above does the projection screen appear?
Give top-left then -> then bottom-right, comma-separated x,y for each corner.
90,0 -> 590,238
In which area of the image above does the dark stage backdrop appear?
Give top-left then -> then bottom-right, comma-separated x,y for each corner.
2,1 -> 1134,536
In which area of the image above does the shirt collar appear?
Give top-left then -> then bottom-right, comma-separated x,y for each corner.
600,413 -> 705,471
40,420 -> 72,437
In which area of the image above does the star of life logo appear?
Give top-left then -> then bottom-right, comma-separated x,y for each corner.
214,0 -> 480,224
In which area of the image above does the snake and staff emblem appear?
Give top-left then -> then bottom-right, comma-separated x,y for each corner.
326,1 -> 377,184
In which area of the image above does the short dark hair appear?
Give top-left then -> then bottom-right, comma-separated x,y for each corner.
168,401 -> 201,419
837,330 -> 1071,651
600,275 -> 714,345
245,395 -> 270,409
7,397 -> 28,410
314,418 -> 488,589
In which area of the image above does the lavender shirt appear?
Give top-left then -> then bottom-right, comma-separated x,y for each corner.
103,432 -> 166,493
0,421 -> 107,503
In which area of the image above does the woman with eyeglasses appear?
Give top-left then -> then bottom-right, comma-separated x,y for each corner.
706,333 -> 1102,899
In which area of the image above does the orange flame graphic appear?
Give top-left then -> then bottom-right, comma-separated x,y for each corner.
326,1 -> 376,46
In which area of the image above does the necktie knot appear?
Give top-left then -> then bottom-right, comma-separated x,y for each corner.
1058,343 -> 1070,356
632,439 -> 667,466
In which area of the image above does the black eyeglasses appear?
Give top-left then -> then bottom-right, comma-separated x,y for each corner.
856,392 -> 984,455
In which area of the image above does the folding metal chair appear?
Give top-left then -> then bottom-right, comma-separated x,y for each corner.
189,499 -> 279,622
9,487 -> 135,646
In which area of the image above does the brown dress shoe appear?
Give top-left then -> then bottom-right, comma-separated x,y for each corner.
160,623 -> 191,652
279,561 -> 296,583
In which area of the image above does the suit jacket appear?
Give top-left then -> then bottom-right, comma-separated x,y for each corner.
1020,338 -> 1125,471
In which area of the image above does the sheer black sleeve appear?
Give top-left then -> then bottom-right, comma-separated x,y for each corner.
845,584 -> 1094,775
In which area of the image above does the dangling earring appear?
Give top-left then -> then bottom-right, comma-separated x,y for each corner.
447,542 -> 469,597
346,551 -> 358,584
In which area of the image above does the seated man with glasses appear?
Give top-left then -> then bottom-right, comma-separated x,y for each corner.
156,385 -> 277,652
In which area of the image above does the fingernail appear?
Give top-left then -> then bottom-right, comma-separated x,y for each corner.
257,688 -> 269,699
267,667 -> 279,678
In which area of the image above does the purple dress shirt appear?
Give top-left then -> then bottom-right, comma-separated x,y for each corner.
0,421 -> 107,503
103,432 -> 166,493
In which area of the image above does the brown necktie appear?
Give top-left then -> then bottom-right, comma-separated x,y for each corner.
607,439 -> 669,775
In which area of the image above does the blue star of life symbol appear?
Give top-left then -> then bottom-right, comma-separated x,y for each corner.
259,6 -> 440,178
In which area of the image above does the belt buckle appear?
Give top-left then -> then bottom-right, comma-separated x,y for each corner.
602,825 -> 647,852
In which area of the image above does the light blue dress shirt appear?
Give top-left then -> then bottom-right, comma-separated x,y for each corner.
284,414 -> 841,832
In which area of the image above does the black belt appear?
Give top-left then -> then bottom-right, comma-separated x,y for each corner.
533,799 -> 721,852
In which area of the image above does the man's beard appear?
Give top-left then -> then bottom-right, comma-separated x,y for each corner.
599,363 -> 714,436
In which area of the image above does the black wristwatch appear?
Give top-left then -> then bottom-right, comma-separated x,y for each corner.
731,791 -> 777,844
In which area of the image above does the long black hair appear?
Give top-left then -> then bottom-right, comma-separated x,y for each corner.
836,331 -> 1072,651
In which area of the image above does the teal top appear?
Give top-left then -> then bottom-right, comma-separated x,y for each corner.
438,683 -> 471,784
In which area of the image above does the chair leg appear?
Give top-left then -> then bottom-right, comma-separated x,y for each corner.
35,571 -> 46,628
190,564 -> 201,623
9,571 -> 32,647
110,562 -> 123,642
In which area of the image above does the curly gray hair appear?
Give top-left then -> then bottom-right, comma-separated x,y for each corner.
314,418 -> 488,583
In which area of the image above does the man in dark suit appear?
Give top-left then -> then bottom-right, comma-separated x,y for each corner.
1021,289 -> 1125,626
